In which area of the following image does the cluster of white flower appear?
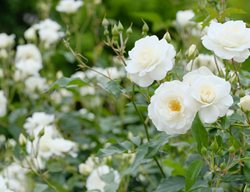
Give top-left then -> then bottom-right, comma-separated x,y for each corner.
78,156 -> 120,192
0,176 -> 13,192
23,112 -> 77,168
14,44 -> 48,98
0,162 -> 30,192
148,66 -> 233,135
56,0 -> 83,14
14,44 -> 42,79
24,19 -> 64,48
124,16 -> 250,136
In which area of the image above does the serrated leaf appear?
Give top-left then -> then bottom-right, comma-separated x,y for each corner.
185,159 -> 204,191
48,77 -> 87,91
98,141 -> 133,157
155,176 -> 185,192
99,80 -> 122,98
147,132 -> 171,157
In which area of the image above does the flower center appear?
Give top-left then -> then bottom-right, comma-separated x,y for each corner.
168,99 -> 182,112
200,85 -> 215,104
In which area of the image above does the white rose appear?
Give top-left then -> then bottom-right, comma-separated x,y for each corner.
24,112 -> 55,135
38,29 -> 63,48
37,19 -> 61,31
0,176 -> 14,192
202,20 -> 250,62
26,125 -> 77,159
176,10 -> 195,27
0,33 -> 15,49
0,91 -> 7,117
183,67 -> 233,123
36,19 -> 63,47
1,163 -> 29,192
15,44 -> 42,64
86,165 -> 120,192
24,26 -> 37,40
148,81 -> 198,135
56,0 -> 83,14
15,59 -> 42,77
79,156 -> 98,175
239,95 -> 250,112
186,54 -> 225,75
126,35 -> 176,87
24,76 -> 48,97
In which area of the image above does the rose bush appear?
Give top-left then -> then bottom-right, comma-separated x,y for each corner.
0,0 -> 250,192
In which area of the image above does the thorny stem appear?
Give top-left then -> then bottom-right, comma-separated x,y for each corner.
131,85 -> 166,178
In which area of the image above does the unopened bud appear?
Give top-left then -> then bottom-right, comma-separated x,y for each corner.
211,140 -> 218,152
102,18 -> 109,28
38,128 -> 45,138
163,31 -> 171,42
239,95 -> 250,112
142,21 -> 149,35
220,162 -> 226,170
228,146 -> 235,153
201,146 -> 207,155
186,44 -> 197,58
126,25 -> 133,35
29,134 -> 35,142
112,24 -> 119,36
19,134 -> 27,146
104,29 -> 109,36
117,21 -> 124,32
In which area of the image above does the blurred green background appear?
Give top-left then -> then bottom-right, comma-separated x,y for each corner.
0,0 -> 249,37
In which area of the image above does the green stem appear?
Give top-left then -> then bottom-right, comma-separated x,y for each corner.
131,84 -> 166,178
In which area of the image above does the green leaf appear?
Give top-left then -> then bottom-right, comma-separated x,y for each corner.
147,132 -> 171,157
97,141 -> 133,157
125,144 -> 148,174
185,159 -> 204,191
99,80 -> 122,98
48,77 -> 87,91
33,183 -> 48,192
191,115 -> 208,153
155,176 -> 185,192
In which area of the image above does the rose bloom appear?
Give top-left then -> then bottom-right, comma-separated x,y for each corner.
126,35 -> 176,87
176,10 -> 195,27
36,19 -> 64,48
24,112 -> 55,135
24,76 -> 48,98
239,95 -> 250,112
202,20 -> 250,62
56,0 -> 83,14
15,44 -> 42,64
86,165 -> 120,192
0,176 -> 14,192
15,59 -> 42,77
148,81 -> 198,135
186,54 -> 225,75
0,90 -> 7,117
0,33 -> 15,49
184,67 -> 233,123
